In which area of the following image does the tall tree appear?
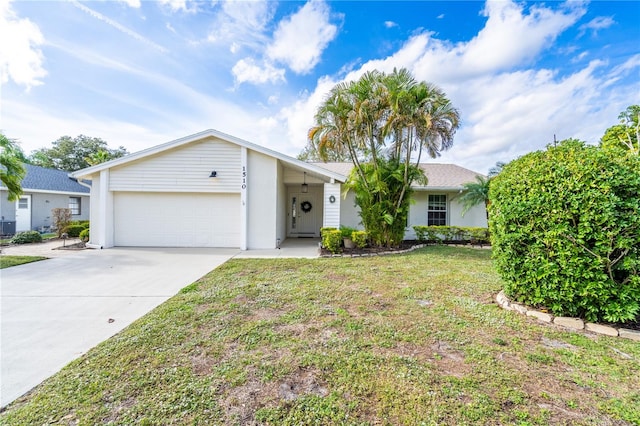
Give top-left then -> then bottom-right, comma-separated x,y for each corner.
0,133 -> 27,201
309,68 -> 460,246
600,105 -> 639,155
29,135 -> 128,171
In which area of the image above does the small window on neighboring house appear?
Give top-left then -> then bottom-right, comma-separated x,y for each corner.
69,197 -> 81,215
427,194 -> 447,226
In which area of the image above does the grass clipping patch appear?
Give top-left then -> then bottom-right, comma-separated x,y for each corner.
2,246 -> 639,425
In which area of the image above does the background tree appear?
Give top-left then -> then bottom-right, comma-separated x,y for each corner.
29,135 -> 128,171
296,144 -> 350,162
600,105 -> 639,155
0,133 -> 27,201
309,68 -> 459,246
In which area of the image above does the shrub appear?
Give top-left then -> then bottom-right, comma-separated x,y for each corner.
64,225 -> 86,238
351,231 -> 368,249
339,226 -> 357,239
320,227 -> 337,237
10,231 -> 43,244
489,139 -> 640,323
322,230 -> 342,254
79,228 -> 90,242
413,226 -> 489,244
52,208 -> 71,238
70,220 -> 90,228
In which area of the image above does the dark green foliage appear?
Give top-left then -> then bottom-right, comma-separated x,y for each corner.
29,135 -> 128,171
489,139 -> 640,323
351,231 -> 368,248
10,231 -> 43,244
63,225 -> 86,238
413,226 -> 489,244
322,230 -> 342,254
339,226 -> 357,239
348,158 -> 424,247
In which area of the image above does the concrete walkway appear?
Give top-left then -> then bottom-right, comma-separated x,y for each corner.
0,247 -> 238,407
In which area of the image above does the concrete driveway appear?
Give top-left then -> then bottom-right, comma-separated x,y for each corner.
0,247 -> 238,408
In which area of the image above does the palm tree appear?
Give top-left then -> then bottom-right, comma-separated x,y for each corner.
459,175 -> 491,216
0,133 -> 26,201
309,68 -> 460,246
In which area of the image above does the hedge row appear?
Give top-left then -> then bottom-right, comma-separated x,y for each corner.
413,226 -> 489,244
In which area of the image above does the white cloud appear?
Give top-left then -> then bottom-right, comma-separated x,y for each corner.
158,0 -> 193,13
206,0 -> 274,52
119,0 -> 141,8
269,0 -> 637,173
266,1 -> 338,74
232,57 -> 285,85
71,1 -> 168,53
0,0 -> 46,89
579,16 -> 615,36
384,20 -> 398,28
437,14 -> 444,19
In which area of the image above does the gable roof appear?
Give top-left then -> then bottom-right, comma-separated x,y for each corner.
70,129 -> 347,183
0,164 -> 90,194
313,162 -> 484,190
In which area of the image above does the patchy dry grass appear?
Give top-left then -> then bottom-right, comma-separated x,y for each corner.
1,246 -> 638,425
0,255 -> 47,269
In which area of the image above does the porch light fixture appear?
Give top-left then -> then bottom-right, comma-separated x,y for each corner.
209,171 -> 218,178
301,172 -> 308,193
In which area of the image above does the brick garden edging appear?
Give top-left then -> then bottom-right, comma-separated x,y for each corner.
495,290 -> 640,341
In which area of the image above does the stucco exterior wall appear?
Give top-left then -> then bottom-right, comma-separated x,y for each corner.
0,190 -> 89,233
247,150 -> 278,249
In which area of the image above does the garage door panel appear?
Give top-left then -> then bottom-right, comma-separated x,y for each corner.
114,193 -> 240,247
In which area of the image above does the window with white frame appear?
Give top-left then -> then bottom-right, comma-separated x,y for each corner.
427,194 -> 447,226
69,197 -> 81,215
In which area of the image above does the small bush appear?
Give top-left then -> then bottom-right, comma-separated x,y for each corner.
489,139 -> 640,323
64,225 -> 86,238
351,231 -> 368,249
320,227 -> 337,237
79,228 -> 90,242
70,220 -> 90,229
10,231 -> 43,244
322,230 -> 342,254
52,208 -> 71,238
339,226 -> 357,239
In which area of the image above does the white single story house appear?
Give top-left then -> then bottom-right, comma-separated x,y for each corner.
71,129 -> 487,249
0,164 -> 90,235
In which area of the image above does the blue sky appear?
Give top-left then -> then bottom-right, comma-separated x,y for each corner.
1,0 -> 638,173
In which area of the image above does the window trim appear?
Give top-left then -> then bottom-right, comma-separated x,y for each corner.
427,194 -> 447,226
69,197 -> 81,215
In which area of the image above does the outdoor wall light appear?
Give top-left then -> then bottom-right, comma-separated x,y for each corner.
301,172 -> 308,193
209,171 -> 218,178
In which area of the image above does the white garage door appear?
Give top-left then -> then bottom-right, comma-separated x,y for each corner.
114,192 -> 240,247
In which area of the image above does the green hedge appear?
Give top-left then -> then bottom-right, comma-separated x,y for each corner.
351,231 -> 368,249
63,225 -> 86,238
79,228 -> 90,242
489,139 -> 640,323
413,226 -> 489,244
322,230 -> 342,254
10,231 -> 43,244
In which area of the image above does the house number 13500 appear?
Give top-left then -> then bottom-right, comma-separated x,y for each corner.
241,166 -> 247,189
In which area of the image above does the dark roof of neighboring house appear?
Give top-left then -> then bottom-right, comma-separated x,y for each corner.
312,162 -> 484,189
18,164 -> 90,194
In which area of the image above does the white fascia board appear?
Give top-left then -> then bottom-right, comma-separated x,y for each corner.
0,188 -> 90,196
70,128 -> 348,183
413,186 -> 464,191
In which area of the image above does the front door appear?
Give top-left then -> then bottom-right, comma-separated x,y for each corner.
15,194 -> 32,232
289,192 -> 319,237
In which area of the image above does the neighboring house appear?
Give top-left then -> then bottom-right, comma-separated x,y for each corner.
71,129 -> 487,250
0,164 -> 90,235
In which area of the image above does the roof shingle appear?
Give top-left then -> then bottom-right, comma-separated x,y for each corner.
18,164 -> 90,193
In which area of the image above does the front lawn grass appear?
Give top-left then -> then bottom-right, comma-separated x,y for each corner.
2,246 -> 638,425
0,255 -> 47,269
